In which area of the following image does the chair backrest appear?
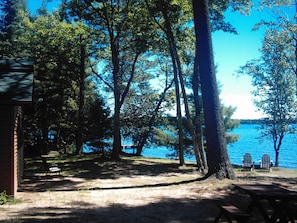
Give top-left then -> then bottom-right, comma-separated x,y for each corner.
243,153 -> 253,167
261,154 -> 271,169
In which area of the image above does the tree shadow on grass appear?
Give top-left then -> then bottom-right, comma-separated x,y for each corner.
61,156 -> 197,180
21,155 -> 297,192
0,186 -> 240,223
1,198 -> 216,223
19,173 -> 203,192
19,176 -> 81,192
25,154 -> 199,180
16,156 -> 297,222
236,175 -> 297,187
20,155 -> 201,192
4,184 -> 277,223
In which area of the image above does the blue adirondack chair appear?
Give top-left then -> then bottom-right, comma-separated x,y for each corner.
261,154 -> 272,171
242,153 -> 254,171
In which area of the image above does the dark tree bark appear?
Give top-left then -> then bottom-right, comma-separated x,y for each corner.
192,0 -> 235,179
75,37 -> 86,155
160,2 -> 206,168
192,56 -> 207,169
159,3 -> 185,166
111,38 -> 122,160
295,1 -> 297,94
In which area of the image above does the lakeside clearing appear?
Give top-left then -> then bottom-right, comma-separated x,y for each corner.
1,154 -> 297,222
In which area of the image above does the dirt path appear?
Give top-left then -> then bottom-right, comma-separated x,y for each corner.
1,156 -> 297,223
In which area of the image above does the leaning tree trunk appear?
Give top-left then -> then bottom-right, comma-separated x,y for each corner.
169,38 -> 185,165
192,56 -> 207,169
192,0 -> 235,179
162,7 -> 205,168
162,10 -> 185,166
174,45 -> 204,170
136,80 -> 174,156
174,72 -> 186,166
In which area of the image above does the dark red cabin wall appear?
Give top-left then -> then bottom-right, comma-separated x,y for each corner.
0,105 -> 17,195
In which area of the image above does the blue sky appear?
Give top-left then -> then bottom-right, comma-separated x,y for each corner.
27,1 -> 295,119
213,3 -> 295,119
27,0 -> 60,13
213,8 -> 266,119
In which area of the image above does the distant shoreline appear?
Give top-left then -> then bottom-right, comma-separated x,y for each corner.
235,119 -> 297,125
234,119 -> 264,124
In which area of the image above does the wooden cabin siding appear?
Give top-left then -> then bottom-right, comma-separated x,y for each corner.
15,106 -> 23,188
0,106 -> 14,194
0,105 -> 23,195
12,107 -> 18,195
0,59 -> 33,196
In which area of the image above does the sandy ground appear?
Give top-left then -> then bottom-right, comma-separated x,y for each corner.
1,156 -> 297,223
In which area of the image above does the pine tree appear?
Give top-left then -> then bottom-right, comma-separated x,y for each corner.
0,0 -> 28,58
193,0 -> 235,179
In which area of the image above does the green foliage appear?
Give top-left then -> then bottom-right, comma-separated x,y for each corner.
84,88 -> 112,149
208,0 -> 252,32
153,102 -> 240,159
0,0 -> 30,57
237,4 -> 296,166
0,190 -> 13,205
222,105 -> 240,144
240,28 -> 297,127
65,0 -> 170,158
14,10 -> 113,154
1,0 -> 253,162
152,117 -> 186,158
121,58 -> 175,147
258,0 -> 294,8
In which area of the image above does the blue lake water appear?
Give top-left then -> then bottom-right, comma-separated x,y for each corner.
142,124 -> 297,169
84,124 -> 297,169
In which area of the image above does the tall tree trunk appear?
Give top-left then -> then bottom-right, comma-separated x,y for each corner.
174,70 -> 185,166
192,0 -> 235,179
75,38 -> 86,155
275,150 -> 280,167
111,40 -> 122,160
273,133 -> 284,167
192,55 -> 207,169
295,0 -> 297,94
41,126 -> 49,154
162,8 -> 202,168
40,99 -> 49,154
111,44 -> 139,159
175,49 -> 204,170
164,16 -> 185,166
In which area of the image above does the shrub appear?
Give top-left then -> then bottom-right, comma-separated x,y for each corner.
0,190 -> 12,205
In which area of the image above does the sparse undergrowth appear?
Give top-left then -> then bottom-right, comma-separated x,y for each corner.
0,190 -> 15,205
